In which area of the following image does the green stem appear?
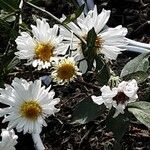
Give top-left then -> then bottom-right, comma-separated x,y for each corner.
1,11 -> 18,20
3,13 -> 20,56
25,1 -> 86,44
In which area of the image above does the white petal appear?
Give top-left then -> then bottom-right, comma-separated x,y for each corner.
101,45 -> 123,60
94,9 -> 111,33
91,95 -> 104,105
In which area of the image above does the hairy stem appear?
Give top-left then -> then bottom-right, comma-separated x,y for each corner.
32,133 -> 45,150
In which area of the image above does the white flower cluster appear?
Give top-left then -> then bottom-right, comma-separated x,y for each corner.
92,79 -> 139,117
15,5 -> 127,84
0,4 -> 136,149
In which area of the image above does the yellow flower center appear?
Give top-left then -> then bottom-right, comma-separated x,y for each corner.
92,36 -> 104,54
20,101 -> 42,120
57,63 -> 76,80
95,36 -> 103,49
35,43 -> 55,61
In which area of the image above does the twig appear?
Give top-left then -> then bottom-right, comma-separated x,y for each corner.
133,21 -> 150,36
140,0 -> 149,7
76,78 -> 100,90
78,127 -> 93,149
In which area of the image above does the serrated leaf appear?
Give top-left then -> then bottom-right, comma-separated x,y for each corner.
0,0 -> 20,12
121,52 -> 150,82
62,4 -> 85,24
71,96 -> 106,124
128,101 -> 150,128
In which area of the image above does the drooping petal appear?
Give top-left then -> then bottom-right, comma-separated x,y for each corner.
91,95 -> 104,105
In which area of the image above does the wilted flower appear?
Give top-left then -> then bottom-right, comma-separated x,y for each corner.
51,57 -> 82,84
60,5 -> 127,61
91,79 -> 138,117
15,19 -> 68,70
0,78 -> 60,134
0,129 -> 18,150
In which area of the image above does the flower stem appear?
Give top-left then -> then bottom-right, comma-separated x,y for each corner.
25,1 -> 86,44
125,45 -> 150,53
126,38 -> 150,50
125,38 -> 150,53
32,133 -> 45,150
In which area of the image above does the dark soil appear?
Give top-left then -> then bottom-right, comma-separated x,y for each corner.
0,0 -> 150,150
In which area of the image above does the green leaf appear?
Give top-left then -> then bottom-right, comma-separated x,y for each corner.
128,100 -> 150,110
106,109 -> 130,142
121,52 -> 150,82
128,101 -> 150,128
62,4 -> 85,24
128,108 -> 150,128
0,0 -> 20,12
2,53 -> 20,74
83,28 -> 97,70
71,96 -> 106,124
6,56 -> 20,72
95,55 -> 110,85
121,71 -> 148,83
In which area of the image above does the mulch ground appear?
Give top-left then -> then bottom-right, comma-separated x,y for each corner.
0,0 -> 150,149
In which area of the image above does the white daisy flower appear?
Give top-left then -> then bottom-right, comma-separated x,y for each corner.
0,129 -> 18,150
91,79 -> 138,117
51,57 -> 82,84
15,19 -> 68,70
60,5 -> 127,61
0,78 -> 60,134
